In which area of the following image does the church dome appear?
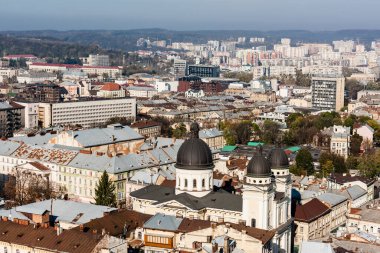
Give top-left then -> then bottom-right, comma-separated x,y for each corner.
175,122 -> 214,170
269,148 -> 289,169
246,153 -> 271,178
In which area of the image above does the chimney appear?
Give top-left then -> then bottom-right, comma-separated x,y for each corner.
2,217 -> 8,222
224,236 -> 230,253
79,224 -> 84,232
92,229 -> 97,234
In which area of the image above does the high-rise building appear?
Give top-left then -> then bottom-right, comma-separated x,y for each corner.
311,76 -> 345,111
81,54 -> 110,66
187,64 -> 220,78
173,59 -> 187,77
38,97 -> 136,128
0,101 -> 24,137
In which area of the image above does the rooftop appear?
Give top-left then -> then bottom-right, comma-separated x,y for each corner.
294,198 -> 330,223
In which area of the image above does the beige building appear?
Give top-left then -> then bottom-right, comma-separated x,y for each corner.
294,198 -> 331,246
311,76 -> 345,111
131,121 -> 162,138
330,125 -> 351,159
38,97 -> 136,128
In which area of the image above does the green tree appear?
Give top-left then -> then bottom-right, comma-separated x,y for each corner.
321,160 -> 334,178
357,150 -> 380,178
172,123 -> 187,139
319,152 -> 347,173
295,149 -> 314,175
95,171 -> 116,207
105,116 -> 132,126
350,133 -> 363,156
260,120 -> 280,144
345,156 -> 359,171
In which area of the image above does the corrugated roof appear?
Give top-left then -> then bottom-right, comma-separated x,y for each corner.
15,199 -> 116,224
222,145 -> 237,152
144,213 -> 183,231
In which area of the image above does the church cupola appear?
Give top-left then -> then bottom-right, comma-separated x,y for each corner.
175,122 -> 214,197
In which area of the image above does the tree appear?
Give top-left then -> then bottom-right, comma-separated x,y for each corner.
295,69 -> 311,86
105,116 -> 132,126
345,156 -> 359,171
152,116 -> 171,137
357,150 -> 380,178
95,171 -> 116,207
319,152 -> 347,173
345,79 -> 362,100
3,169 -> 62,208
350,133 -> 363,156
260,120 -> 280,144
295,149 -> 314,176
321,160 -> 334,178
172,123 -> 187,139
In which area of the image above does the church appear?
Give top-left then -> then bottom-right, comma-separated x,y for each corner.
130,123 -> 292,253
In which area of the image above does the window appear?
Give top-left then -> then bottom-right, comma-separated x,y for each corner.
184,179 -> 188,187
202,179 -> 205,188
193,179 -> 197,188
4,247 -> 7,253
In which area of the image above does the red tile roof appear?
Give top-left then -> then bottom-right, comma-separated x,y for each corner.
101,83 -> 121,91
294,198 -> 330,223
0,220 -> 101,253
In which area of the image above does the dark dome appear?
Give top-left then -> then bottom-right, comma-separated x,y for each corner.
247,155 -> 271,177
269,148 -> 289,169
175,123 -> 214,170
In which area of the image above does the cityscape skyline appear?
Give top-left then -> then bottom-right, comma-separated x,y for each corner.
1,0 -> 380,31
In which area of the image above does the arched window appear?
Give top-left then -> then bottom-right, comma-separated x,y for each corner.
193,179 -> 197,188
184,179 -> 188,187
202,179 -> 205,188
137,232 -> 142,239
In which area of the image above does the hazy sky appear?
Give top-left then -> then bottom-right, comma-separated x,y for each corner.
1,0 -> 379,31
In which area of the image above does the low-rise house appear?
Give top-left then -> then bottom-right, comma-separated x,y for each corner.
0,199 -> 116,230
346,202 -> 380,238
141,213 -> 275,253
328,173 -> 375,202
0,219 -> 106,253
199,128 -> 225,150
330,125 -> 351,159
353,124 -> 374,150
131,121 -> 162,138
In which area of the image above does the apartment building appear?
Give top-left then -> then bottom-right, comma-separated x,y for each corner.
38,97 -> 136,128
80,54 -> 110,66
311,76 -> 345,111
330,125 -> 351,159
173,59 -> 187,77
294,199 -> 331,246
0,101 -> 24,137
131,121 -> 161,138
126,86 -> 158,98
187,64 -> 220,77
13,101 -> 38,129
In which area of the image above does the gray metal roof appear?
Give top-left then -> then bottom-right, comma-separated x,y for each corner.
67,124 -> 143,147
317,192 -> 348,207
11,133 -> 56,146
0,141 -> 21,156
199,128 -> 223,139
143,213 -> 183,231
346,185 -> 367,200
15,199 -> 116,224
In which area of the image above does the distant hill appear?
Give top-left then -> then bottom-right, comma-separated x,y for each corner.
0,35 -> 125,65
1,29 -> 380,52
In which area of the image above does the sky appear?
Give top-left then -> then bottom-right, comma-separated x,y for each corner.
0,0 -> 379,31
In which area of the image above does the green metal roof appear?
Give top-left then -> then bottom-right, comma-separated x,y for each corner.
247,142 -> 265,147
285,146 -> 301,152
222,145 -> 237,152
